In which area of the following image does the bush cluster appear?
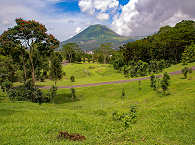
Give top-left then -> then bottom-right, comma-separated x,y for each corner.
150,72 -> 171,95
181,67 -> 193,79
7,80 -> 50,104
112,105 -> 137,128
124,60 -> 168,78
1,79 -> 50,104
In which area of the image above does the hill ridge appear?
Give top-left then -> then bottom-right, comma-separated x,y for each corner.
61,24 -> 143,50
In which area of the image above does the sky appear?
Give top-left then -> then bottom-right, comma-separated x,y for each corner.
0,0 -> 195,41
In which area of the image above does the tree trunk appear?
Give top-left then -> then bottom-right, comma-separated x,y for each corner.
21,53 -> 27,82
104,55 -> 106,64
29,53 -> 35,86
69,54 -> 72,63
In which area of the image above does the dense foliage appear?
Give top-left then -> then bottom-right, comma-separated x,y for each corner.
112,20 -> 195,77
62,43 -> 83,63
0,18 -> 59,85
112,105 -> 137,128
0,18 -> 62,104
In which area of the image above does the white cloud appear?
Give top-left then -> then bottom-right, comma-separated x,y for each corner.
0,0 -> 101,41
79,0 -> 95,15
111,0 -> 195,36
96,13 -> 110,21
79,0 -> 119,20
75,27 -> 82,34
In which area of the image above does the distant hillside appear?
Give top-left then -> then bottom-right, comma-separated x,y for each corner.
61,24 -> 144,50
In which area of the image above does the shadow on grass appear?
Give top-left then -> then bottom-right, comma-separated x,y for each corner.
53,93 -> 80,104
0,109 -> 18,117
155,90 -> 171,97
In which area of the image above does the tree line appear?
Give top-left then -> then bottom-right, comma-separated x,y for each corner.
112,20 -> 195,77
61,42 -> 113,64
0,18 -> 63,103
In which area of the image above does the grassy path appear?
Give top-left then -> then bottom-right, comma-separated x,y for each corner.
40,66 -> 195,89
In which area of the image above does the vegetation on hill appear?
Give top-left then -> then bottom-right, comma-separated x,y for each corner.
0,18 -> 195,145
61,24 -> 142,50
112,20 -> 195,77
0,72 -> 195,144
0,18 -> 62,103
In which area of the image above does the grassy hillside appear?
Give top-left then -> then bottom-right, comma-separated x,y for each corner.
33,62 -> 195,87
61,24 -> 142,50
0,71 -> 195,144
35,63 -> 125,87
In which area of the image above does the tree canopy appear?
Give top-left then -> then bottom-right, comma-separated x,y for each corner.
0,18 -> 59,85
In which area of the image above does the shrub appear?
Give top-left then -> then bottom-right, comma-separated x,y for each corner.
182,43 -> 195,65
124,65 -> 137,78
136,60 -> 149,76
161,72 -> 170,95
124,60 -> 149,77
1,80 -> 13,92
6,80 -> 49,103
181,67 -> 193,79
149,60 -> 166,74
70,76 -> 75,82
112,105 -> 137,128
150,74 -> 157,90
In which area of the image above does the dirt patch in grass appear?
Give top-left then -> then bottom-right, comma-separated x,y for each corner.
58,131 -> 86,141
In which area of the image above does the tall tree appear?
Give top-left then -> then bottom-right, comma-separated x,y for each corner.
62,43 -> 79,63
0,18 -> 59,86
49,52 -> 63,85
182,43 -> 195,65
98,43 -> 113,64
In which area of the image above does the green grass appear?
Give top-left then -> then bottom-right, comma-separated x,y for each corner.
163,62 -> 195,73
31,62 -> 195,87
36,63 -> 126,87
1,71 -> 195,144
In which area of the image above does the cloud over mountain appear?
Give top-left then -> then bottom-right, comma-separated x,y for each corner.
79,0 -> 119,20
111,0 -> 195,36
1,0 -> 195,41
0,0 -> 102,41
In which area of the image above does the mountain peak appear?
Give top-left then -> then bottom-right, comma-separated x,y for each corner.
61,24 -> 138,50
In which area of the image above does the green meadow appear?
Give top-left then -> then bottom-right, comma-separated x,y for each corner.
1,64 -> 195,145
33,62 -> 195,87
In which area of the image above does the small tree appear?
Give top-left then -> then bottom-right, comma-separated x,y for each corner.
62,43 -> 79,63
181,67 -> 189,79
98,43 -> 113,64
49,85 -> 57,103
138,80 -> 141,90
150,74 -> 157,90
161,72 -> 170,95
121,88 -> 125,104
182,43 -> 195,65
71,88 -> 76,101
49,53 -> 63,102
70,76 -> 75,82
50,52 -> 63,85
188,67 -> 192,80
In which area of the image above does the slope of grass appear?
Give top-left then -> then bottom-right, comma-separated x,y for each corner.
35,62 -> 195,87
1,72 -> 195,145
36,63 -> 126,87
